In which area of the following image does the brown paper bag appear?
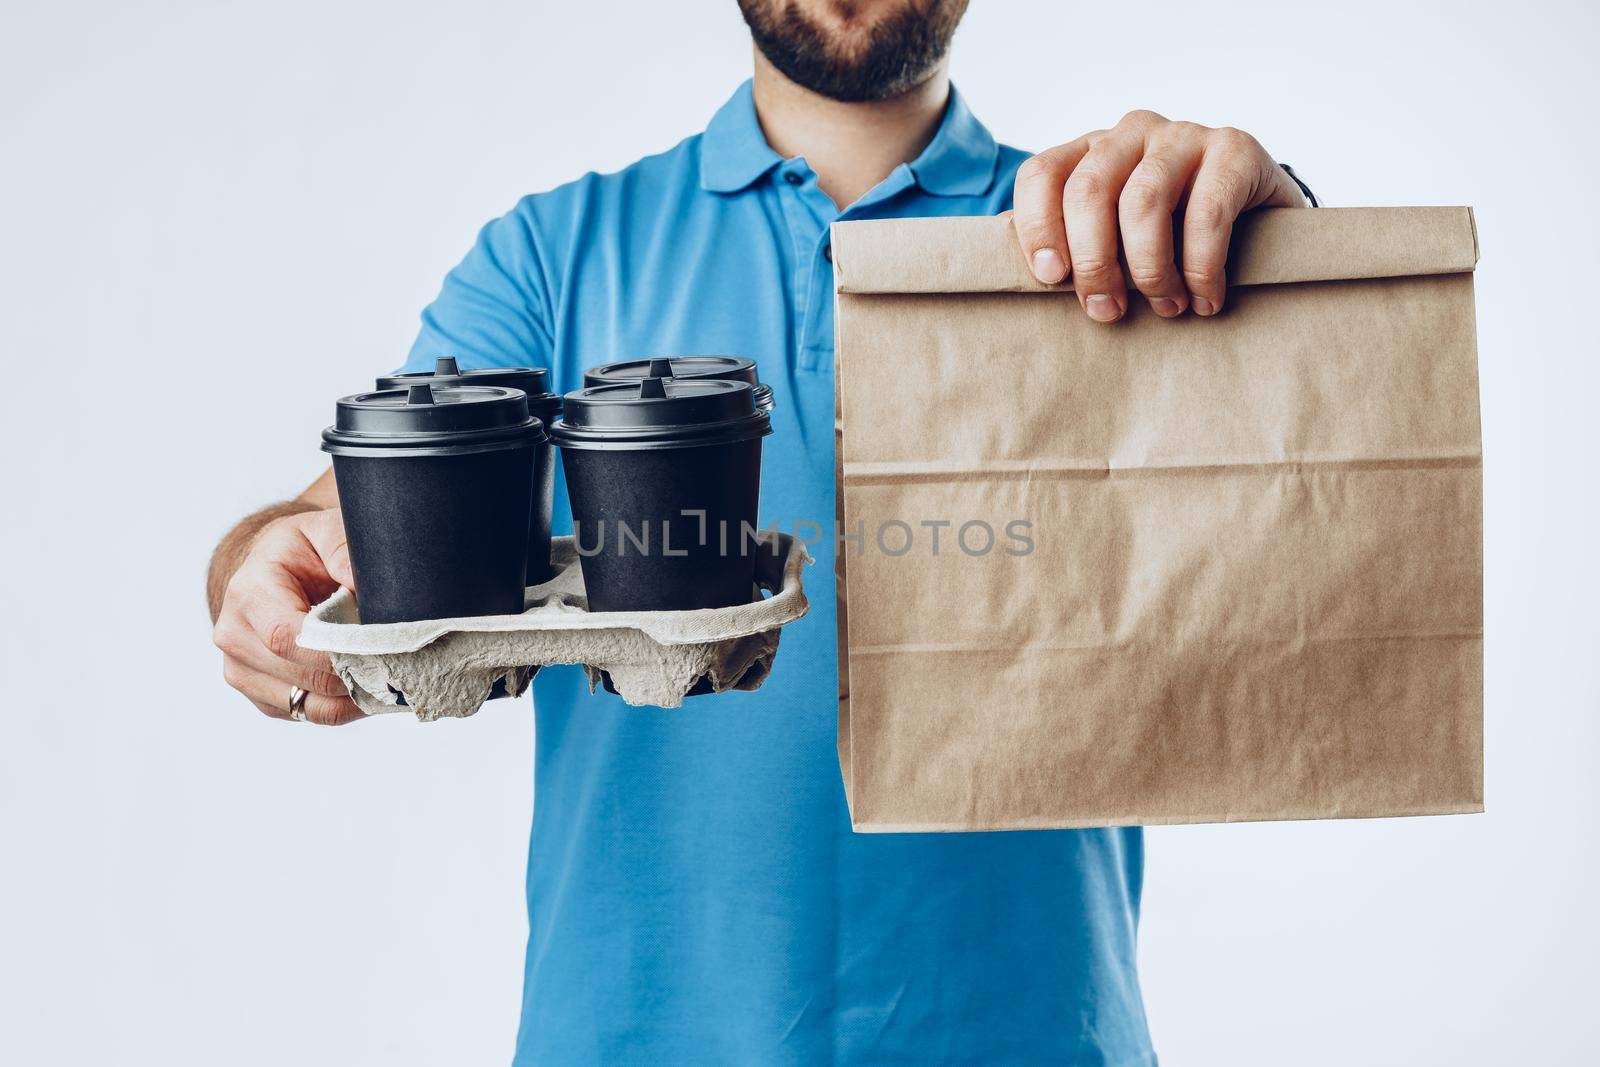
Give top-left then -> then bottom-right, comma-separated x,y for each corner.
832,207 -> 1482,832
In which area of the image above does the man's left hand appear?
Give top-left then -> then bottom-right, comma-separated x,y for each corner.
1012,110 -> 1307,322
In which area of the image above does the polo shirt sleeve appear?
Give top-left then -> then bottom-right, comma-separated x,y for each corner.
402,198 -> 556,373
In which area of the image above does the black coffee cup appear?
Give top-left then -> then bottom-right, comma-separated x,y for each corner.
583,356 -> 775,412
552,378 -> 773,612
377,357 -> 561,583
322,383 -> 545,623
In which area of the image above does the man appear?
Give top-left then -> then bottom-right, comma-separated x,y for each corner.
208,1 -> 1310,1060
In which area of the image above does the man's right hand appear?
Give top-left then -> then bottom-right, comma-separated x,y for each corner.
211,508 -> 365,725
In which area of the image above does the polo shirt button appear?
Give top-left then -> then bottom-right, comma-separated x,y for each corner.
783,172 -> 803,186
823,243 -> 833,263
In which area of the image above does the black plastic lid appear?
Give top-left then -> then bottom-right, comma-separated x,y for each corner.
376,357 -> 562,417
583,356 -> 774,411
322,383 -> 546,457
551,378 -> 771,450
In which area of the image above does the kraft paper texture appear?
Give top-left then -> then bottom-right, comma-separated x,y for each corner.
832,207 -> 1483,832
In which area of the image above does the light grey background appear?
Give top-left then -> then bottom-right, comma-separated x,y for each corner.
3,1 -> 1595,1063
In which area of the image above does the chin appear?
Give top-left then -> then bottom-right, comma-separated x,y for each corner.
739,0 -> 968,103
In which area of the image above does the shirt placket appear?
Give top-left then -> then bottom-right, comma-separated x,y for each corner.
772,162 -> 837,372
775,162 -> 920,373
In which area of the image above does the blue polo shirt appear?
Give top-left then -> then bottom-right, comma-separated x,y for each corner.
405,81 -> 1155,1066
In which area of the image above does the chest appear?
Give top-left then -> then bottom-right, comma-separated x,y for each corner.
549,190 -> 842,387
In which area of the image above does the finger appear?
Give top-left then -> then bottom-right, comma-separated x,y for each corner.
225,531 -> 347,677
1262,158 -> 1309,208
302,690 -> 366,726
241,512 -> 352,672
250,510 -> 353,607
226,660 -> 365,725
1119,128 -> 1206,317
1063,129 -> 1148,323
1181,129 -> 1270,316
297,509 -> 355,590
233,576 -> 342,678
1012,136 -> 1092,284
215,617 -> 349,698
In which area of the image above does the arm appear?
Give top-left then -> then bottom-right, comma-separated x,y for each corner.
208,468 -> 365,725
209,197 -> 555,725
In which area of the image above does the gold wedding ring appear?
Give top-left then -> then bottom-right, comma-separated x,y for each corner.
288,685 -> 310,722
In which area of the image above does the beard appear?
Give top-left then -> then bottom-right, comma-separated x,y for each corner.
737,0 -> 970,102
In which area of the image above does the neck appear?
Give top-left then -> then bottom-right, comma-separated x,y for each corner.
750,49 -> 949,209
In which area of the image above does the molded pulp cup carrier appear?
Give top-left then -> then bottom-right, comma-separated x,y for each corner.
376,357 -> 561,583
582,356 -> 775,412
552,377 -> 773,613
322,383 -> 545,624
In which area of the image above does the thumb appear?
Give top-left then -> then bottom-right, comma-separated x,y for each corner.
300,509 -> 355,591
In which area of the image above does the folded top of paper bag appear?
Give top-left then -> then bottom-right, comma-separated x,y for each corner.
832,206 -> 1478,295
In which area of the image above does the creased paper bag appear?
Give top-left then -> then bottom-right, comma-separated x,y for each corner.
832,207 -> 1483,832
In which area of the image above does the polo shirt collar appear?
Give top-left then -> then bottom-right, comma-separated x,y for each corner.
906,86 -> 1000,196
700,81 -> 785,193
700,79 -> 1000,198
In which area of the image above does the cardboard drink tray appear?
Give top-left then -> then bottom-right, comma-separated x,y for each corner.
298,532 -> 810,719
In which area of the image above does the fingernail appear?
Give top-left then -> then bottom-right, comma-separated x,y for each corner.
1031,248 -> 1067,284
1151,297 -> 1182,317
1192,296 -> 1215,316
1085,294 -> 1123,322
